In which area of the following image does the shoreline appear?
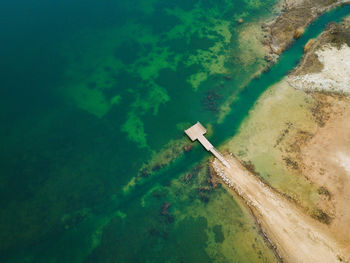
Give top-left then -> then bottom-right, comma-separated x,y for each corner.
216,9 -> 350,263
212,155 -> 350,262
262,0 -> 350,61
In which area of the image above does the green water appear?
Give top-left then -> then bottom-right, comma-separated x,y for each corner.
1,0 -> 349,262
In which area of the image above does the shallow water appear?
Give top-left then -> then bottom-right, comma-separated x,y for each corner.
1,0 -> 350,262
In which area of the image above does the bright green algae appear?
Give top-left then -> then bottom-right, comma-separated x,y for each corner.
0,0 -> 279,261
59,0 -> 275,150
1,0 -> 350,262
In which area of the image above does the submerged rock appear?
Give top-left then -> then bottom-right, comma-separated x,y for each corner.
199,186 -> 211,192
161,202 -> 171,216
184,173 -> 193,183
294,27 -> 305,39
160,202 -> 175,224
303,38 -> 316,52
183,144 -> 193,152
199,192 -> 210,203
139,168 -> 150,177
202,89 -> 222,113
264,53 -> 279,63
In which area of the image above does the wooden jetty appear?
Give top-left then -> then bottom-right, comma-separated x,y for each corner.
184,122 -> 230,168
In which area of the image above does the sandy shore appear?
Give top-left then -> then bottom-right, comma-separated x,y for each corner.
297,96 -> 350,245
286,16 -> 350,246
212,156 -> 350,262
289,44 -> 350,93
215,13 -> 350,263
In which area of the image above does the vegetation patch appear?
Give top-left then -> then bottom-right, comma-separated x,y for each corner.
312,208 -> 332,225
317,186 -> 332,200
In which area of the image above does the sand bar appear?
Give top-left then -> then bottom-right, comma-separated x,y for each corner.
212,155 -> 350,262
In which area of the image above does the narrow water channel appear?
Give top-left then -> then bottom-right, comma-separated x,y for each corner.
123,5 -> 350,204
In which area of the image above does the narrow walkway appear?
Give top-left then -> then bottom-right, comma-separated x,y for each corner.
184,122 -> 230,168
212,155 -> 349,262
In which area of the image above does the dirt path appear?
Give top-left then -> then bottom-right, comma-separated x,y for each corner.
212,155 -> 350,262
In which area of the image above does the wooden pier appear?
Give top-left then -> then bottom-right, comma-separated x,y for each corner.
184,122 -> 230,168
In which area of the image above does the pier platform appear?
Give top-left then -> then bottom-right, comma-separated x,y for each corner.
185,122 -> 230,168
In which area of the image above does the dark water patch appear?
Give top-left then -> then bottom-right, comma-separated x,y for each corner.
0,105 -> 153,258
154,0 -> 198,12
165,216 -> 211,263
139,8 -> 181,34
190,34 -> 217,50
0,0 -> 132,124
161,37 -> 190,53
213,224 -> 225,243
84,194 -> 177,263
145,64 -> 202,148
103,70 -> 143,100
114,40 -> 141,65
161,32 -> 220,55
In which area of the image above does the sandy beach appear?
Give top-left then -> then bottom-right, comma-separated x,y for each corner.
212,156 -> 350,262
216,12 -> 350,263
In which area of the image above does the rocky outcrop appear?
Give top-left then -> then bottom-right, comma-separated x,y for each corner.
262,0 -> 350,57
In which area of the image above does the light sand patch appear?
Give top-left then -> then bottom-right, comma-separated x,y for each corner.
65,83 -> 112,118
121,112 -> 148,148
297,100 -> 350,245
334,152 -> 350,173
217,21 -> 270,122
226,79 -> 320,210
237,22 -> 268,67
213,155 -> 350,262
289,44 -> 350,94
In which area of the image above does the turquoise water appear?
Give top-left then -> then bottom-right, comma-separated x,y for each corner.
1,0 -> 349,262
132,4 -> 350,195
